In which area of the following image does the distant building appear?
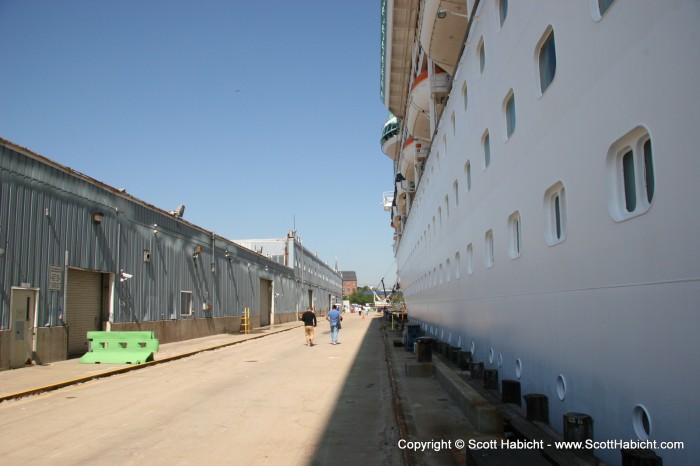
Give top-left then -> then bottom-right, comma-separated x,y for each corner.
341,271 -> 357,296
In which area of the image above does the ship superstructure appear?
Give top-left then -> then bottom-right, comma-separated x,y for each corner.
379,1 -> 700,464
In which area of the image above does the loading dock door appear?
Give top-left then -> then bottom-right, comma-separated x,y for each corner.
259,278 -> 272,326
10,289 -> 37,369
66,269 -> 103,357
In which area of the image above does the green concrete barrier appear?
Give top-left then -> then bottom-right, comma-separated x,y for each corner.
79,331 -> 159,364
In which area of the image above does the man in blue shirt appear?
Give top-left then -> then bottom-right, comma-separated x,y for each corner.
326,304 -> 342,345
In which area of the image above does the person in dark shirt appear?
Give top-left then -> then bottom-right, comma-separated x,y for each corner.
301,307 -> 317,347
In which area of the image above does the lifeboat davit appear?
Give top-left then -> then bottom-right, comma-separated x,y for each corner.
420,0 -> 468,75
405,68 -> 449,140
380,115 -> 401,160
396,191 -> 408,217
391,206 -> 403,230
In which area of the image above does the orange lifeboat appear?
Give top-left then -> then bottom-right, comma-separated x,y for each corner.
400,137 -> 429,182
405,68 -> 449,140
420,0 -> 469,75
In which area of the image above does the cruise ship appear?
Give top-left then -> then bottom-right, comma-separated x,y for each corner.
379,1 -> 699,464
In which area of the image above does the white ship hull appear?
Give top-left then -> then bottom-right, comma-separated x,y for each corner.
380,1 -> 700,464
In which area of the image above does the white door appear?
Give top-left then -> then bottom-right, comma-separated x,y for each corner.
10,289 -> 37,369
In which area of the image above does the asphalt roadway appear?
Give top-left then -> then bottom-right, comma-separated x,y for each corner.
0,313 -> 478,465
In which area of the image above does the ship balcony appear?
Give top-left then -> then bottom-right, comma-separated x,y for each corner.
380,116 -> 401,161
420,0 -> 469,75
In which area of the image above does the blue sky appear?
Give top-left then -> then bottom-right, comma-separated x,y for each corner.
0,0 -> 397,287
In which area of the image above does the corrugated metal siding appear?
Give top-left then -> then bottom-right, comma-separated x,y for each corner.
1,141 -> 342,332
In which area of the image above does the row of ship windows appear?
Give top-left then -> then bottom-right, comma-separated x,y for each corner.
492,0 -> 617,31
448,0 -> 619,149
413,7 -> 559,209
456,27 -> 555,149
405,0 -> 636,260
405,127 -> 654,292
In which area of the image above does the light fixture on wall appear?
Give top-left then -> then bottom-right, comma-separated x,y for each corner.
169,204 -> 186,218
225,251 -> 232,262
192,246 -> 202,260
92,211 -> 104,224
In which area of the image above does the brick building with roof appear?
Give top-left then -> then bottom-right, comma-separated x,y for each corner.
340,271 -> 357,297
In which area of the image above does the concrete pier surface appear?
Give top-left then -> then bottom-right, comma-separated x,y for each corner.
0,314 -> 480,465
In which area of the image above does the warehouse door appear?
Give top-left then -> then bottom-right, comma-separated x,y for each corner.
9,288 -> 37,369
66,268 -> 104,357
259,278 -> 272,326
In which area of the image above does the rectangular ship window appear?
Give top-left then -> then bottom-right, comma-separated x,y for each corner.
485,230 -> 494,268
606,126 -> 654,221
544,182 -> 566,246
538,28 -> 556,94
483,131 -> 491,169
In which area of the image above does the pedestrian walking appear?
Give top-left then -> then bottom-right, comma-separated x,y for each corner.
326,304 -> 342,345
301,307 -> 317,346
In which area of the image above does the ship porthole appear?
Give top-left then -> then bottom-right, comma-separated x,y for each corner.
489,348 -> 494,364
498,353 -> 503,368
556,374 -> 567,400
470,340 -> 476,354
633,405 -> 652,440
515,358 -> 523,378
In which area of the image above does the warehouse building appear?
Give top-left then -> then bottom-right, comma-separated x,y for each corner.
0,138 -> 342,370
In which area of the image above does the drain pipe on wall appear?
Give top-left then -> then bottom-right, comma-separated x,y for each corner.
210,231 -> 216,310
108,220 -> 121,331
